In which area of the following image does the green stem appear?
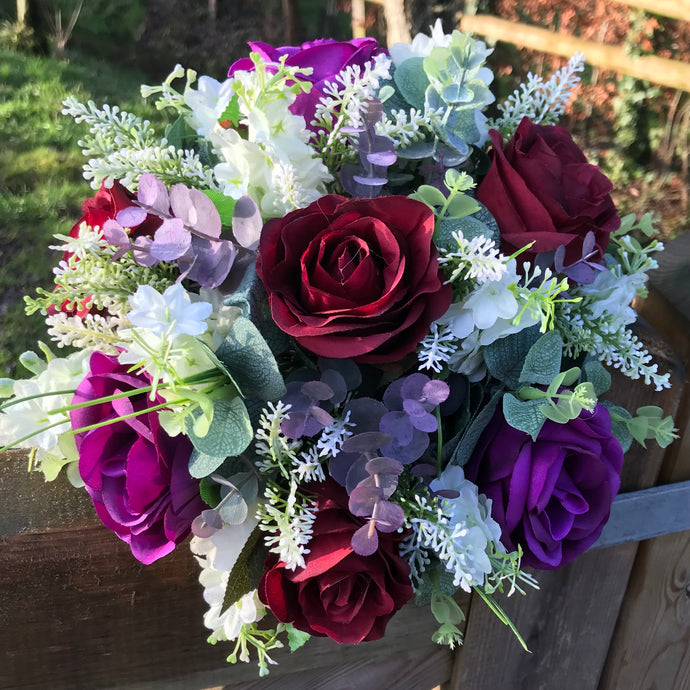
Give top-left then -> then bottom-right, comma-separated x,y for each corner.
69,399 -> 187,436
0,389 -> 80,412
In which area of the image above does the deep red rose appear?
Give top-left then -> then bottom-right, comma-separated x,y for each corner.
256,194 -> 452,363
476,117 -> 620,269
69,179 -> 162,243
258,479 -> 413,644
464,402 -> 624,570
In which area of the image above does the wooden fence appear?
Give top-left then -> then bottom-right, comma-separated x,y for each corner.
1,231 -> 689,689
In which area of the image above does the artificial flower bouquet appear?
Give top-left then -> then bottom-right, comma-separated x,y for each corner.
1,21 -> 678,675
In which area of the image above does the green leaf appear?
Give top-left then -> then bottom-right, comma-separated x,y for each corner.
285,624 -> 311,652
221,525 -> 267,613
203,189 -> 237,226
189,448 -> 228,479
199,475 -> 222,507
582,357 -> 611,396
502,395 -> 545,440
450,385 -> 504,466
186,397 -> 253,459
165,114 -> 194,150
215,316 -> 286,402
410,184 -> 447,209
484,326 -> 542,389
393,57 -> 429,109
218,94 -> 241,126
444,193 -> 480,219
519,330 -> 563,385
601,402 -> 633,452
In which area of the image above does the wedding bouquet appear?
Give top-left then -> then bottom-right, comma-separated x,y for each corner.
1,20 -> 677,675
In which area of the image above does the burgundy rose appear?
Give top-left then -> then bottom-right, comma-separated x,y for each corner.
71,351 -> 205,565
464,402 -> 624,569
258,479 -> 413,643
476,117 -> 620,269
256,194 -> 452,363
228,38 -> 385,130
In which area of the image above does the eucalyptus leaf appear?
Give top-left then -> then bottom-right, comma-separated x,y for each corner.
286,624 -> 311,652
519,330 -> 563,386
189,449 -> 228,479
215,316 -> 286,401
601,402 -> 633,452
203,189 -> 237,226
502,395 -> 546,440
444,193 -> 480,219
484,326 -> 542,390
393,57 -> 429,109
186,397 -> 253,459
218,490 -> 248,525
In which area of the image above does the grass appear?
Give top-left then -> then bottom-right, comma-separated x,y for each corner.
0,48 -> 158,376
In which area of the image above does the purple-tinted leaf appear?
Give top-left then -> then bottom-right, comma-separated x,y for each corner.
137,173 -> 170,214
401,373 -> 429,402
201,508 -> 223,529
582,231 -> 596,257
151,218 -> 191,261
365,456 -> 403,477
280,411 -> 308,439
366,150 -> 397,167
352,175 -> 388,186
232,195 -> 263,251
170,184 -> 222,239
329,451 -> 358,486
403,398 -> 427,418
349,484 -> 382,515
422,379 -> 450,406
564,262 -> 596,285
362,98 -> 384,127
301,380 -> 334,401
178,236 -> 237,289
342,431 -> 391,453
435,489 -> 461,499
318,358 -> 362,392
554,243 -> 567,272
344,397 -> 386,432
345,455 -> 370,494
116,205 -> 148,229
131,235 -> 158,267
372,499 -> 405,532
381,427 -> 430,464
411,463 -> 437,477
319,369 -> 347,405
191,514 -> 217,538
340,125 -> 365,134
380,410 -> 413,446
351,522 -> 379,556
403,400 -> 438,433
309,405 -> 334,428
382,378 -> 405,411
103,219 -> 129,247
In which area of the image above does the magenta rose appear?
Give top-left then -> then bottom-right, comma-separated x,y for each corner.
464,402 -> 624,569
256,194 -> 452,363
228,38 -> 385,129
476,117 -> 620,269
71,351 -> 205,565
258,479 -> 413,643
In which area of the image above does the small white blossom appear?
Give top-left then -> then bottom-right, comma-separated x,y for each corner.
127,283 -> 212,338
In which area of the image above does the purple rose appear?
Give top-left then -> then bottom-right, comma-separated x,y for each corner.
71,351 -> 205,564
464,402 -> 624,569
228,38 -> 386,130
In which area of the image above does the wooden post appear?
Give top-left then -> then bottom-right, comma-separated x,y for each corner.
383,0 -> 410,47
352,0 -> 366,39
458,13 -> 690,93
614,0 -> 690,22
16,0 -> 27,27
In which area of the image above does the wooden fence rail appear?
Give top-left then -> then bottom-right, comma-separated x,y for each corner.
458,13 -> 690,93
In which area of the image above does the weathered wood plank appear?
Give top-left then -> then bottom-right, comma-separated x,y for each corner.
458,14 -> 690,92
592,480 -> 690,549
598,530 -> 690,690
